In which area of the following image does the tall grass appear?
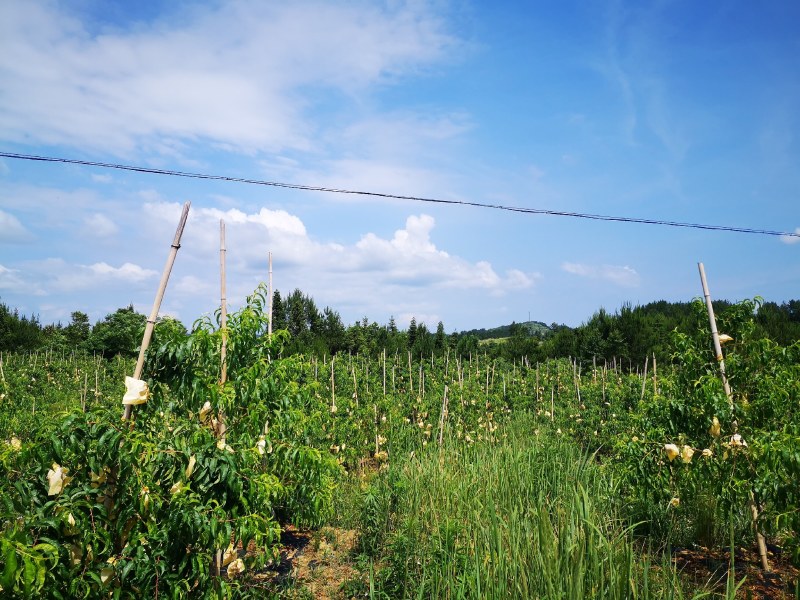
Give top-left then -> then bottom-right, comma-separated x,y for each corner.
362,415 -> 708,599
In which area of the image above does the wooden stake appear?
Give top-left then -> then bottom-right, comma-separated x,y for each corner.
214,219 -> 228,579
352,362 -> 358,408
267,252 -> 273,338
698,263 -> 733,405
698,262 -> 770,572
330,356 -> 336,412
408,351 -> 413,397
437,385 -> 449,446
219,220 -> 228,385
652,352 -> 658,396
123,201 -> 190,421
640,355 -> 649,402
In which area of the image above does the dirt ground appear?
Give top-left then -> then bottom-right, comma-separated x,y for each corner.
244,526 -> 799,598
670,543 -> 799,599
250,525 -> 362,599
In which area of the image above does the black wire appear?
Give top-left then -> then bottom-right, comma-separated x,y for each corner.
1,151 -> 798,239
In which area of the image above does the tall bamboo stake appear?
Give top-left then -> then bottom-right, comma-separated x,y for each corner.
640,355 -> 649,402
219,220 -> 228,385
330,356 -> 336,412
601,364 -> 607,405
123,201 -> 190,421
352,362 -> 358,408
213,220 -> 231,579
374,404 -> 379,455
437,385 -> 449,446
408,351 -> 413,397
698,263 -> 732,405
698,262 -> 770,572
652,352 -> 658,396
267,251 -> 273,337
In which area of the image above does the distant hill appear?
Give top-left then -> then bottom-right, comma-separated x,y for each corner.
459,320 -> 552,341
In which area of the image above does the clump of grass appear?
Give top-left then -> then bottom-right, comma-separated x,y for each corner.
364,414 -> 708,599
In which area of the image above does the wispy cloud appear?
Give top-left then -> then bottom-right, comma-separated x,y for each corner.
781,228 -> 800,245
84,214 -> 119,237
562,262 -> 640,287
0,264 -> 26,292
0,210 -> 32,243
50,261 -> 158,292
0,1 -> 458,156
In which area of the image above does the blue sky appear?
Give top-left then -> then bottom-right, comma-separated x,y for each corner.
1,0 -> 798,332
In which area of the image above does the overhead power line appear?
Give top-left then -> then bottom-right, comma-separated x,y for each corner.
1,151 -> 798,239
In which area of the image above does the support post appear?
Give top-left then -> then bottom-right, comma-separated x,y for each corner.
697,262 -> 770,572
123,201 -> 190,421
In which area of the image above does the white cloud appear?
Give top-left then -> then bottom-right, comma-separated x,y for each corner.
91,173 -> 113,183
142,202 -> 536,318
88,262 -> 157,282
45,260 -> 158,292
562,262 -> 640,287
0,1 -> 457,155
84,213 -> 118,237
0,264 -> 26,292
0,209 -> 31,242
780,227 -> 800,245
175,275 -> 216,298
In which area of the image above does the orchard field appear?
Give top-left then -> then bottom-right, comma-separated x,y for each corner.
1,287 -> 799,598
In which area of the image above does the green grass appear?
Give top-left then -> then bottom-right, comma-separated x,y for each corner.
357,415 -> 711,599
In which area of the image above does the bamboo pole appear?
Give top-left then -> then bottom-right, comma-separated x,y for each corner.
408,351 -> 413,397
267,251 -> 273,337
330,356 -> 336,413
640,355 -> 649,402
437,385 -> 449,446
374,404 -> 379,455
698,262 -> 770,572
219,220 -> 228,385
81,371 -> 88,412
123,201 -> 190,421
698,263 -> 732,405
601,364 -> 607,405
352,362 -> 358,408
214,220 -> 230,580
652,352 -> 658,396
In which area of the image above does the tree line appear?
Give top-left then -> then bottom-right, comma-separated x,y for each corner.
2,292 -> 799,367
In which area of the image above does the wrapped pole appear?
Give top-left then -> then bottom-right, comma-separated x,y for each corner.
123,201 -> 190,421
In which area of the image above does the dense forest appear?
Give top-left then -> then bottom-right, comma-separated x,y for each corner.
2,292 -> 799,367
